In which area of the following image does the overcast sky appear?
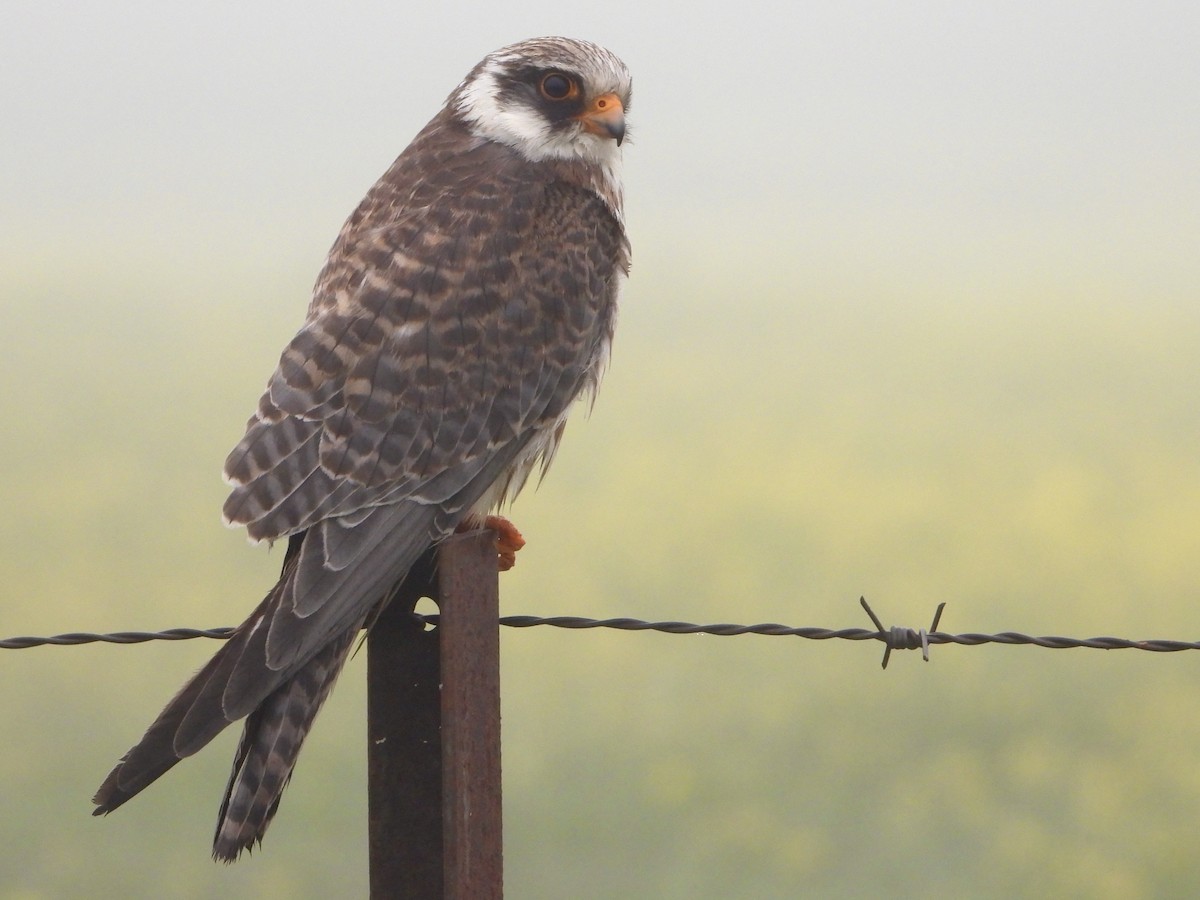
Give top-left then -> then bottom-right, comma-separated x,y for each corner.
4,1 -> 1198,304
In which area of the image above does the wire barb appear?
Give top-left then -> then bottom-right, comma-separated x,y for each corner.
859,597 -> 947,669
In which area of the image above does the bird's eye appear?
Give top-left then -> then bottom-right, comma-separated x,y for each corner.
539,73 -> 576,101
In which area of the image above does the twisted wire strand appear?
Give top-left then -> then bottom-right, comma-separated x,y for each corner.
0,627 -> 235,649
3,615 -> 1198,654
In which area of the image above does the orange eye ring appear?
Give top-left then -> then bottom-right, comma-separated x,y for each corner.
539,73 -> 578,101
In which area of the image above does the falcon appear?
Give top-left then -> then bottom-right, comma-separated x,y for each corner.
92,35 -> 632,861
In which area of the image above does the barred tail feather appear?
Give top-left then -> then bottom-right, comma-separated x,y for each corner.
212,622 -> 360,861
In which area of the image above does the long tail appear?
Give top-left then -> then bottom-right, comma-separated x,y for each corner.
211,622 -> 359,861
91,532 -> 361,859
90,598 -> 279,814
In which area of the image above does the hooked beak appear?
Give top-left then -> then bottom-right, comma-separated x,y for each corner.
576,92 -> 626,145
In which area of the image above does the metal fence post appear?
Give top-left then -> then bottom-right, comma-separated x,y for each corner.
437,530 -> 503,900
367,530 -> 503,899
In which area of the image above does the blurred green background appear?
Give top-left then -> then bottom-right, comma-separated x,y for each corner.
3,2 -> 1198,897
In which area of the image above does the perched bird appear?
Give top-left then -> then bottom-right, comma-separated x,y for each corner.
92,35 -> 632,861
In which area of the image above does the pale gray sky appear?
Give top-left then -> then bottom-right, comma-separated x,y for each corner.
3,1 -> 1198,303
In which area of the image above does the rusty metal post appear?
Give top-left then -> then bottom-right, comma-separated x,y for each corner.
366,530 -> 503,900
367,547 -> 442,898
437,530 -> 503,900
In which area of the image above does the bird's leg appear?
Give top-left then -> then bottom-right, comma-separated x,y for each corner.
458,515 -> 525,571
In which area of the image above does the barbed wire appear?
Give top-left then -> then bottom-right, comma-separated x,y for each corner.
4,599 -> 1198,668
0,627 -> 236,649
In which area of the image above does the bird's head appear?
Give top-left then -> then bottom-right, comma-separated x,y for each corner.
451,37 -> 632,167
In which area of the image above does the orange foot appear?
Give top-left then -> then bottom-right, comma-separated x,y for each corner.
457,515 -> 526,572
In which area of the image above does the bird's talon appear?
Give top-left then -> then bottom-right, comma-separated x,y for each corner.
482,515 -> 524,571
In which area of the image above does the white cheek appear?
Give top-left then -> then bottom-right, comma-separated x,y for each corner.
491,105 -> 553,148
